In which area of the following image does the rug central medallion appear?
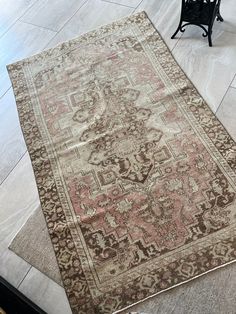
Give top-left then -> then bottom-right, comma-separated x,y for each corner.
83,87 -> 163,184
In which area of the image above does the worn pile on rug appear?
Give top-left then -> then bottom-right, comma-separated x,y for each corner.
8,11 -> 236,314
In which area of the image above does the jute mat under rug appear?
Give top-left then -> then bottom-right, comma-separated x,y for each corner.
7,11 -> 236,314
10,207 -> 62,286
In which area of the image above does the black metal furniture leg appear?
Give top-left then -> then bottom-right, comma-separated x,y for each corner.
216,12 -> 224,22
171,0 -> 185,39
171,22 -> 182,39
208,28 -> 213,47
217,0 -> 224,21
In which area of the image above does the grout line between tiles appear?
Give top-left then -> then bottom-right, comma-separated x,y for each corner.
171,35 -> 182,52
0,150 -> 27,187
0,86 -> 11,100
43,0 -> 90,48
101,0 -> 136,9
0,0 -> 39,41
19,20 -> 57,33
17,266 -> 32,289
56,0 -> 89,33
134,0 -> 144,11
216,73 -> 236,115
136,0 -> 144,9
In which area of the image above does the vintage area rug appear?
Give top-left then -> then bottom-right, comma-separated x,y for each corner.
8,11 -> 236,314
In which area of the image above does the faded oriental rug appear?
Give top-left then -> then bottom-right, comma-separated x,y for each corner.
8,11 -> 236,314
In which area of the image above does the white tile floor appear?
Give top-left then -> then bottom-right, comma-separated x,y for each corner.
0,0 -> 236,313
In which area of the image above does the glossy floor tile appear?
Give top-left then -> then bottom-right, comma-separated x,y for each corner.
20,0 -> 88,32
231,76 -> 236,88
0,89 -> 26,184
47,0 -> 134,48
217,87 -> 236,141
0,153 -> 39,287
172,27 -> 236,113
19,268 -> 72,314
0,0 -> 36,38
214,0 -> 236,34
0,20 -> 56,97
101,0 -> 141,8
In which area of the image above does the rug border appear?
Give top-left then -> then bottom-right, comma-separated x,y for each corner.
114,258 -> 236,314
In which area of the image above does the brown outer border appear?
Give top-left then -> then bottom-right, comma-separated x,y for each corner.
7,11 -> 236,314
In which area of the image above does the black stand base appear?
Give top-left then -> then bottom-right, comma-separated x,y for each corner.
171,0 -> 224,47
